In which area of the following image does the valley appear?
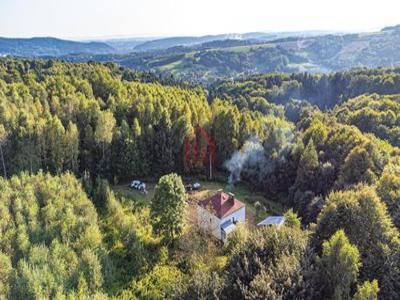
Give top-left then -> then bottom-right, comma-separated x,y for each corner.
1,1 -> 400,298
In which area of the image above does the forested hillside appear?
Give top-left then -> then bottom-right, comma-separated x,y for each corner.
0,37 -> 114,57
1,59 -> 400,299
0,172 -> 107,299
210,67 -> 400,109
4,27 -> 400,82
59,26 -> 400,82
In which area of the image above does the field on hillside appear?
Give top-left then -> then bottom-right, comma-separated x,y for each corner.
113,179 -> 285,227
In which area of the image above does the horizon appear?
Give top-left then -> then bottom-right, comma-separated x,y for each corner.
0,28 -> 363,42
68,28 -> 363,42
1,0 -> 399,40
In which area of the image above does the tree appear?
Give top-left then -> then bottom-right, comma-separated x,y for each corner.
151,173 -> 187,243
178,270 -> 224,300
376,163 -> 400,228
212,101 -> 240,167
45,116 -> 66,173
64,121 -> 79,173
318,230 -> 361,299
223,226 -> 308,299
304,119 -> 328,147
93,176 -> 110,210
94,109 -> 116,160
81,170 -> 94,197
110,119 -> 139,181
296,139 -> 319,189
284,209 -> 301,228
340,142 -> 382,186
104,189 -> 152,283
0,172 -> 105,299
129,265 -> 183,300
353,280 -> 379,300
0,124 -> 8,178
224,222 -> 248,254
154,110 -> 174,174
0,252 -> 12,298
291,139 -> 320,214
314,185 -> 400,299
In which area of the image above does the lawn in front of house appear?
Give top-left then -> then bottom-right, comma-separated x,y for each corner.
112,178 -> 286,227
113,183 -> 155,206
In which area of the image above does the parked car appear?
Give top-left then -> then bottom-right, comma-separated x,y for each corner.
138,183 -> 146,191
130,180 -> 141,189
130,180 -> 146,191
192,182 -> 201,190
185,182 -> 201,193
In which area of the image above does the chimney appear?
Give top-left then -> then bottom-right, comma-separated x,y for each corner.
228,192 -> 235,204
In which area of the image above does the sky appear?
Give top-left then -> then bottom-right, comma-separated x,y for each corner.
0,0 -> 400,39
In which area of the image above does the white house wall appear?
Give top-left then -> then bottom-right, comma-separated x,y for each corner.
220,207 -> 246,226
197,206 -> 222,240
197,206 -> 246,240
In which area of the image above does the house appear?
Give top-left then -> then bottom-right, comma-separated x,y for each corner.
258,216 -> 285,227
197,191 -> 245,241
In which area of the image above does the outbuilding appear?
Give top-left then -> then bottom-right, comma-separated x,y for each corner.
257,216 -> 286,227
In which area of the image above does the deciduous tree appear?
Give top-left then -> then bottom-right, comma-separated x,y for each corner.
317,230 -> 361,299
151,173 -> 187,243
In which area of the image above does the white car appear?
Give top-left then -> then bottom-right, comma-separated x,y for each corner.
138,183 -> 146,191
130,180 -> 142,189
130,180 -> 147,192
192,182 -> 201,190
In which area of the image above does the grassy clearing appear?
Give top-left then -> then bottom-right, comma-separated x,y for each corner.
226,43 -> 275,53
159,59 -> 184,71
113,183 -> 155,207
113,178 -> 285,227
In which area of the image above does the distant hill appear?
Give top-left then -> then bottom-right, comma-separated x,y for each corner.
99,33 -> 274,53
60,27 -> 400,82
129,31 -> 331,52
95,37 -> 155,53
0,37 -> 114,57
382,24 -> 400,31
194,39 -> 258,50
5,26 -> 400,82
132,34 -> 244,52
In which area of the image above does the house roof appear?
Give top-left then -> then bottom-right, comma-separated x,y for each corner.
258,216 -> 286,226
198,192 -> 245,219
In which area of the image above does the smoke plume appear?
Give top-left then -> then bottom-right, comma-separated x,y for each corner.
224,136 -> 264,186
224,123 -> 295,187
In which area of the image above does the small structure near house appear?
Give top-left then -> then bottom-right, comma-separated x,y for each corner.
197,191 -> 245,241
258,216 -> 285,227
